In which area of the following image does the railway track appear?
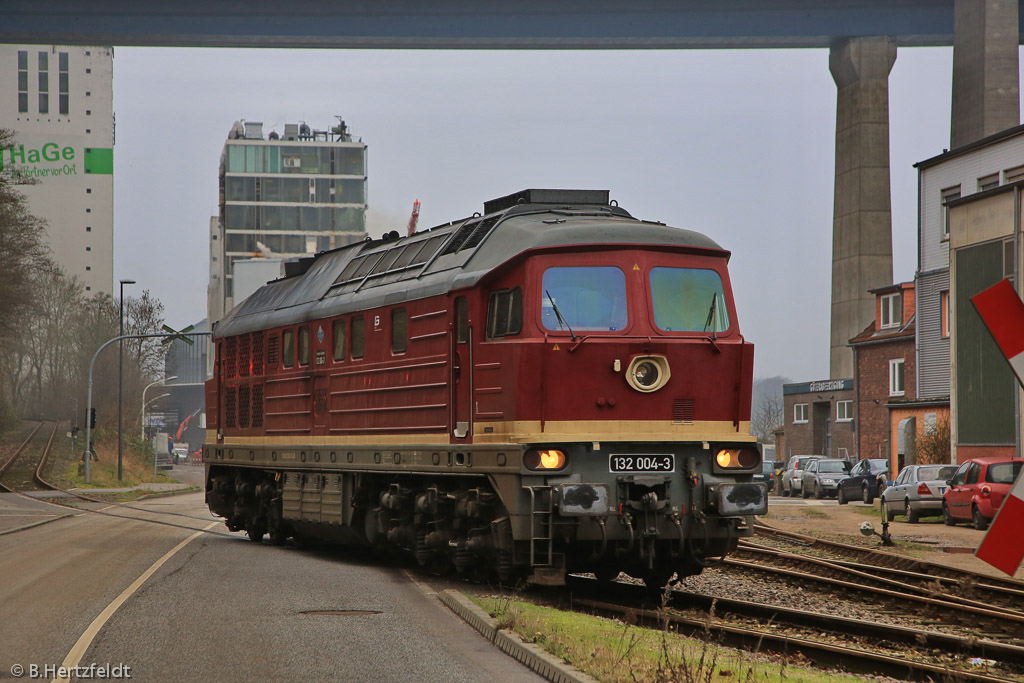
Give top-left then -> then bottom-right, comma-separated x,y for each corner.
558,575 -> 1024,682
719,553 -> 1024,643
0,420 -> 58,493
754,523 -> 1024,594
735,541 -> 1024,617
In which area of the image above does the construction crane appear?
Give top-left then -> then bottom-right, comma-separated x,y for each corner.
407,199 -> 421,237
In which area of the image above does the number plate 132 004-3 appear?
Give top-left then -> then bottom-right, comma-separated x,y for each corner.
609,454 -> 675,473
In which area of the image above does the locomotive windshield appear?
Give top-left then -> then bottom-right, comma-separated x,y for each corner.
650,267 -> 730,332
541,267 -> 628,332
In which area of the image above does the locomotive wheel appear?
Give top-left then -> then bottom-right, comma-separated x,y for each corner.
642,567 -> 675,602
594,566 -> 620,584
268,524 -> 288,546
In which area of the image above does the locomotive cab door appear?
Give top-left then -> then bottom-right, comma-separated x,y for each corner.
451,296 -> 472,440
311,323 -> 329,435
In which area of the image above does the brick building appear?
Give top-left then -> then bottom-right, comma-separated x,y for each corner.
781,379 -> 856,460
851,281 -> 949,473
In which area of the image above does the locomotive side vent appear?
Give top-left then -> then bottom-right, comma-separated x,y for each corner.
251,332 -> 264,376
459,215 -> 501,251
238,334 -> 251,378
238,385 -> 251,429
267,334 -> 279,367
225,337 -> 237,380
225,387 -> 237,429
439,220 -> 480,256
673,399 -> 695,425
440,215 -> 500,257
251,384 -> 264,428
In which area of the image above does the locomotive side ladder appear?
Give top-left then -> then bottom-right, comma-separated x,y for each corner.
527,485 -> 553,567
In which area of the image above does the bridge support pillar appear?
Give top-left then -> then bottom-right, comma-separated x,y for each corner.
951,0 -> 1020,148
829,36 -> 897,379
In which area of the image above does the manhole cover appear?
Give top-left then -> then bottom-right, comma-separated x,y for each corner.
300,610 -> 381,616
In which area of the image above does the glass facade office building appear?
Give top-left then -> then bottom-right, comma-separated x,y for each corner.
212,120 -> 368,319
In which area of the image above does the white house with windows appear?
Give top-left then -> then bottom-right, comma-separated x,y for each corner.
913,124 -> 1024,463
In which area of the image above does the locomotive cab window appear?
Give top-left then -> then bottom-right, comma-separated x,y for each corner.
351,316 -> 365,359
392,309 -> 408,354
282,329 -> 295,367
486,288 -> 522,339
333,319 -> 346,361
298,326 -> 310,366
542,267 -> 627,332
649,267 -> 729,332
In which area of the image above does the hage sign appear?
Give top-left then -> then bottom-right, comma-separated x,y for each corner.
0,141 -> 78,179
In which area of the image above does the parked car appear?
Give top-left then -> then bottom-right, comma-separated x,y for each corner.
801,458 -> 851,499
755,459 -> 782,488
836,458 -> 889,505
753,458 -> 774,485
780,455 -> 820,497
943,457 -> 1024,530
880,464 -> 958,523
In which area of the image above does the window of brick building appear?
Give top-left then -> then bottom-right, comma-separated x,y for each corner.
794,403 -> 808,424
889,359 -> 905,397
880,293 -> 900,329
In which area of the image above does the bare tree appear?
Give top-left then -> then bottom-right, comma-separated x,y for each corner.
0,128 -> 52,425
914,418 -> 951,465
751,393 -> 785,444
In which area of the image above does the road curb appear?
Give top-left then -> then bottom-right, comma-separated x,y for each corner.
438,590 -> 598,683
0,514 -> 73,537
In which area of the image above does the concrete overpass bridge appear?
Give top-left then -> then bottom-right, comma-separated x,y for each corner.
4,0 -> 1021,377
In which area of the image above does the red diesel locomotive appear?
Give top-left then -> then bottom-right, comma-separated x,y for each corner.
204,189 -> 766,589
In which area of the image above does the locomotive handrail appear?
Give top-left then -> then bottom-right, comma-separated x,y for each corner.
84,331 -> 211,483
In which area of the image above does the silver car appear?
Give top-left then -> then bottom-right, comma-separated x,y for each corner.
880,464 -> 959,523
801,458 -> 850,499
780,455 -> 820,496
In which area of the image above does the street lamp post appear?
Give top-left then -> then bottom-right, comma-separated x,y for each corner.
118,278 -> 136,482
140,376 -> 177,440
143,392 -> 171,477
84,332 -> 211,483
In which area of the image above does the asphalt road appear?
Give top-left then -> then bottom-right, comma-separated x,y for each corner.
0,493 -> 542,682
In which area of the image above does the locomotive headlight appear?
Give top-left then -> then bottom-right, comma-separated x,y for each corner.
633,362 -> 659,387
715,448 -> 759,469
524,449 -> 567,471
624,355 -> 671,393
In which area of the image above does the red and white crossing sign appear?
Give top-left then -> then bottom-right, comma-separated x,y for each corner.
970,278 -> 1024,576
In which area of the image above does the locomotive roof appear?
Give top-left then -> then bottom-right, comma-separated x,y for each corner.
215,190 -> 728,338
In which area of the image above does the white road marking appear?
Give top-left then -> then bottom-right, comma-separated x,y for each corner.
51,521 -> 218,683
75,504 -> 117,517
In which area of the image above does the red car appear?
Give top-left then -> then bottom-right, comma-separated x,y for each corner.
942,457 -> 1023,530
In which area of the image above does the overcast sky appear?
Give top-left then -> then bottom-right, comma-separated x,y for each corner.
112,46 -> 1005,381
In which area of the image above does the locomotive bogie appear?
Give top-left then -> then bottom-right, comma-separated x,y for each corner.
205,189 -> 763,587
